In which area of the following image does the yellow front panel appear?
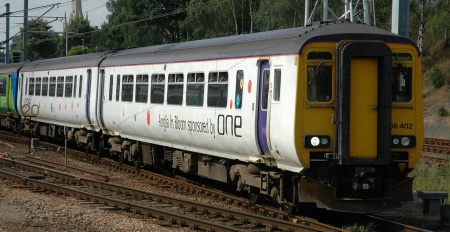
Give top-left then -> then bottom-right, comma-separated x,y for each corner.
350,58 -> 378,158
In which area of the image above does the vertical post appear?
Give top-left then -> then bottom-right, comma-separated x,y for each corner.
391,0 -> 410,37
304,0 -> 310,26
323,0 -> 328,21
65,13 -> 68,56
5,3 -> 10,64
23,0 -> 28,62
344,0 -> 350,20
28,117 -> 31,154
363,0 -> 371,25
64,126 -> 67,165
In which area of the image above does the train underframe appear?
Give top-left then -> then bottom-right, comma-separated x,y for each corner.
12,121 -> 413,213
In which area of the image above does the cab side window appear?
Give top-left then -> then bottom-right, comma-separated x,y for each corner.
306,51 -> 333,102
392,67 -> 412,102
392,53 -> 413,103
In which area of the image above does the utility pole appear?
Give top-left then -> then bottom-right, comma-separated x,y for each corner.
5,3 -> 10,64
23,0 -> 28,62
391,0 -> 410,38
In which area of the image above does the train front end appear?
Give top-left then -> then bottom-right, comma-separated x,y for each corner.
295,24 -> 423,212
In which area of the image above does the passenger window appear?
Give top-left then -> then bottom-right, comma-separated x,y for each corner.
168,73 -> 184,105
28,78 -> 35,96
235,70 -> 243,109
186,73 -> 204,106
0,78 -> 5,96
273,69 -> 281,101
56,76 -> 64,97
136,74 -> 149,103
65,76 -> 73,97
35,77 -> 41,96
261,70 -> 269,110
207,72 -> 228,107
121,75 -> 134,102
42,77 -> 49,96
78,75 -> 83,98
151,74 -> 165,104
109,75 -> 113,101
73,75 -> 77,98
392,67 -> 412,102
116,75 -> 120,101
307,64 -> 332,102
49,77 -> 56,97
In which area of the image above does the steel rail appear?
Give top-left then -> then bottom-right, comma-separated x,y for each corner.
24,155 -> 109,182
0,157 -> 338,232
0,168 -> 245,232
423,137 -> 450,154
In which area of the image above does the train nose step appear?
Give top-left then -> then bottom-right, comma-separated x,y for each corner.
417,191 -> 448,214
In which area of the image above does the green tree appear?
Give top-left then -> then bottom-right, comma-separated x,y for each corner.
11,18 -> 59,61
67,45 -> 91,56
66,16 -> 94,54
100,0 -> 186,50
182,0 -> 237,40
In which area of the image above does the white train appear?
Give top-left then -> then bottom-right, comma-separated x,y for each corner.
6,22 -> 424,213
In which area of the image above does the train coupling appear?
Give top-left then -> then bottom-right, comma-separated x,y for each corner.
352,167 -> 376,192
298,176 -> 414,213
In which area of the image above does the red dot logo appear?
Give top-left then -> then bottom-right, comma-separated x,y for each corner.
147,110 -> 151,126
248,80 -> 252,93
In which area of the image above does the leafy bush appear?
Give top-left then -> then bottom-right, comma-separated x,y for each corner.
438,106 -> 448,117
411,154 -> 450,192
430,66 -> 444,88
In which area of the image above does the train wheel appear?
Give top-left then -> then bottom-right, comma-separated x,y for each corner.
248,187 -> 260,204
118,153 -> 124,164
280,203 -> 296,214
85,142 -> 91,154
97,137 -> 105,158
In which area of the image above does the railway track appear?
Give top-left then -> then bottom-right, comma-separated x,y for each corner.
0,131 -> 437,231
422,137 -> 450,154
422,137 -> 450,166
0,157 -> 340,232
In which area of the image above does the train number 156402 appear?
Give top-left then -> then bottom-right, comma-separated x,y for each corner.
391,123 -> 413,129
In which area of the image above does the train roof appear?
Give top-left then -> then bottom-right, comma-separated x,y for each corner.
20,51 -> 111,72
0,62 -> 24,74
100,22 -> 418,67
17,22 -> 419,72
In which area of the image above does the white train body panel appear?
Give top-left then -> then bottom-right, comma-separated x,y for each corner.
17,53 -> 110,132
19,68 -> 89,128
100,55 -> 301,172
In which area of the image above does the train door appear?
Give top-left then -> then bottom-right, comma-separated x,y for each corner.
96,69 -> 106,129
336,41 -> 392,165
349,58 -> 378,158
18,73 -> 24,115
257,60 -> 270,155
85,69 -> 93,125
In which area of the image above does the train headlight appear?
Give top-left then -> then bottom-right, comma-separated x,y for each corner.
401,137 -> 410,146
304,135 -> 331,148
311,137 -> 320,146
391,135 -> 416,148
